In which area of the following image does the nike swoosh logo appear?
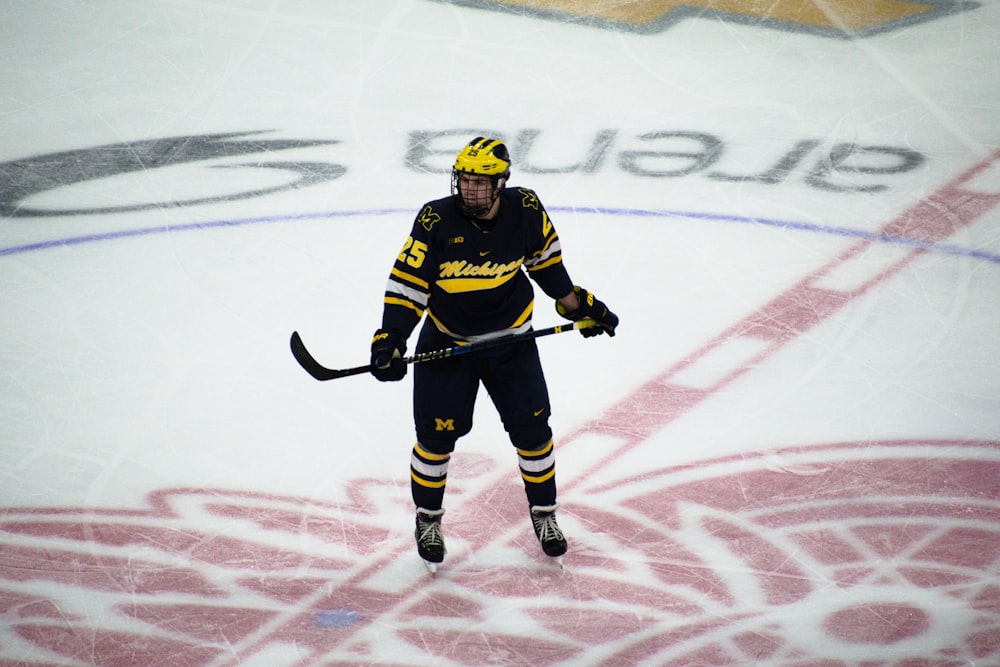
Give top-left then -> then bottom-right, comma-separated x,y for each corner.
480,251 -> 491,256
533,408 -> 545,417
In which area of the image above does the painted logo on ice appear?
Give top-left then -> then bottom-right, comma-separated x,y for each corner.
0,132 -> 345,217
434,0 -> 979,37
1,440 -> 998,665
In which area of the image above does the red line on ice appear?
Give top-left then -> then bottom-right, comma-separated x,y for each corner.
566,147 -> 1000,456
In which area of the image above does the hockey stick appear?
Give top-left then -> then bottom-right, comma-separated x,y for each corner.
290,320 -> 595,381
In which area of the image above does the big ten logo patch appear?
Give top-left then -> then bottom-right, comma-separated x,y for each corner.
432,0 -> 978,37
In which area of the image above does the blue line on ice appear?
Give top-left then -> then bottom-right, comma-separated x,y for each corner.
1,206 -> 997,265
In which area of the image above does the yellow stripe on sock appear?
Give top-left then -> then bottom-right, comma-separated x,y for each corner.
516,439 -> 553,458
414,443 -> 450,462
521,467 -> 556,484
411,470 -> 448,488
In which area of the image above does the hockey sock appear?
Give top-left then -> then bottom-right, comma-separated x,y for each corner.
517,439 -> 557,507
410,442 -> 450,510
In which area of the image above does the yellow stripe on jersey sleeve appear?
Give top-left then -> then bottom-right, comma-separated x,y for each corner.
391,267 -> 429,290
535,232 -> 558,256
384,295 -> 425,315
526,255 -> 563,272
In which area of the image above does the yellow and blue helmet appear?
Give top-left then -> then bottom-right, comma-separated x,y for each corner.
451,137 -> 511,218
453,137 -> 511,178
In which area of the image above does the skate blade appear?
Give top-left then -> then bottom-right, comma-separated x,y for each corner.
422,559 -> 440,574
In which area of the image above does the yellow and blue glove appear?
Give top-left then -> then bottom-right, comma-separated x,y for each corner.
370,328 -> 407,381
556,286 -> 618,338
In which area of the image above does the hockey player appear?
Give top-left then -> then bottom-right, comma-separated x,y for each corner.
370,136 -> 618,570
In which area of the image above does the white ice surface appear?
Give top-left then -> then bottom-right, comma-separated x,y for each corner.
1,2 -> 999,665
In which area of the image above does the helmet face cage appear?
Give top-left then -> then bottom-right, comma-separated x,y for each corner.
451,137 -> 511,217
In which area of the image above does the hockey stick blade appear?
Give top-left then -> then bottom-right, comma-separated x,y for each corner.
290,331 -> 371,380
290,320 -> 596,382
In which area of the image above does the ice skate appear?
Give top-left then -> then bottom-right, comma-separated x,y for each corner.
415,508 -> 446,572
530,503 -> 567,564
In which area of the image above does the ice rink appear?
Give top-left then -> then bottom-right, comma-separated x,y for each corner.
2,1 -> 999,665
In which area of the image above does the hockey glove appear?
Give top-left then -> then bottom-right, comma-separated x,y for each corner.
370,328 -> 407,381
556,286 -> 619,338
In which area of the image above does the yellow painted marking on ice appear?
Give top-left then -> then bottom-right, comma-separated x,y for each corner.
492,0 -> 940,32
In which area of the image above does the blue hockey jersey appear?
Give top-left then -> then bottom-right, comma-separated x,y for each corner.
381,187 -> 575,342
